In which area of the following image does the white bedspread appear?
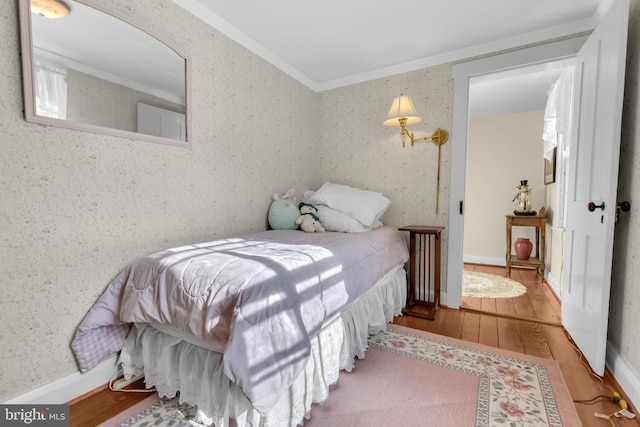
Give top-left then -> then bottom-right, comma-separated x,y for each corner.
71,226 -> 408,414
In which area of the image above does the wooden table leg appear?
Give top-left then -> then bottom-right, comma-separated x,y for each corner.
506,218 -> 512,278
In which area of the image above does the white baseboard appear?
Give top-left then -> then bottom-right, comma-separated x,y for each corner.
3,356 -> 119,404
606,341 -> 640,409
545,270 -> 561,298
463,255 -> 505,266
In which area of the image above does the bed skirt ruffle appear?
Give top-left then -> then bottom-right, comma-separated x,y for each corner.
118,264 -> 407,427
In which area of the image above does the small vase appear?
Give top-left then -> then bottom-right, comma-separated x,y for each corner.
514,238 -> 533,260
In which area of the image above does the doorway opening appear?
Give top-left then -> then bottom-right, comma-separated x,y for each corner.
460,60 -> 573,325
447,0 -> 628,379
445,36 -> 588,310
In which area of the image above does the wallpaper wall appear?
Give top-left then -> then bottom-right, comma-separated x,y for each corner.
1,0 -> 639,405
318,68 -> 453,284
464,110 -> 545,263
0,0 -> 320,401
609,0 -> 640,387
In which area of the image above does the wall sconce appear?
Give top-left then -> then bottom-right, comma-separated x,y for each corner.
384,94 -> 450,214
31,0 -> 71,19
383,94 -> 449,148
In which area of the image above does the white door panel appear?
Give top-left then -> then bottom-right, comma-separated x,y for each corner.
562,0 -> 628,376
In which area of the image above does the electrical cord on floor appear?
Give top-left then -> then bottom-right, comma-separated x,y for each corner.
594,413 -> 617,427
563,329 -> 616,392
575,394 -> 626,405
574,394 -> 637,427
563,330 -> 639,425
108,373 -> 157,394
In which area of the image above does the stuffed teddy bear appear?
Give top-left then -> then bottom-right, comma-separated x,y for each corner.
296,202 -> 325,233
268,189 -> 299,230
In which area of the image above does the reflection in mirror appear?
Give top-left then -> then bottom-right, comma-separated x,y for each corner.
19,0 -> 190,145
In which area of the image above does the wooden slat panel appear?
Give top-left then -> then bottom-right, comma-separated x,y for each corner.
496,317 -> 525,353
480,297 -> 497,313
459,312 -> 480,343
423,305 -> 451,336
526,282 -> 561,323
512,292 -> 538,319
495,297 -> 517,316
478,315 -> 499,348
462,295 -> 482,310
518,320 -> 553,359
437,307 -> 465,338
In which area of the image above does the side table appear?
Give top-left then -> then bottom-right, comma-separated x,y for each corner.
505,214 -> 546,278
398,225 -> 444,320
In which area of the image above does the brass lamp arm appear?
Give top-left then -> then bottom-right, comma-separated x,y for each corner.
385,93 -> 450,215
398,118 -> 449,147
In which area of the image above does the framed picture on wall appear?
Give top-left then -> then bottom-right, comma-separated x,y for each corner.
544,147 -> 557,184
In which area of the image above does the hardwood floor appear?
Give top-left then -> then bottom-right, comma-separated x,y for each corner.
461,263 -> 562,325
67,378 -> 153,426
394,264 -> 638,426
69,265 -> 638,426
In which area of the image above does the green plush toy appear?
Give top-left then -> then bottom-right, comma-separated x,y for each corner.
268,189 -> 300,230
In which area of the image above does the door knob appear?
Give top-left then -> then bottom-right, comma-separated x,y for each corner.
588,201 -> 605,212
616,201 -> 631,223
618,201 -> 631,212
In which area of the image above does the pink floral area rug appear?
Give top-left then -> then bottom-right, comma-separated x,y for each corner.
306,325 -> 580,427
109,324 -> 581,426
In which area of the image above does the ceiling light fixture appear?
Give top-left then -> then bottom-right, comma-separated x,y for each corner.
31,0 -> 71,19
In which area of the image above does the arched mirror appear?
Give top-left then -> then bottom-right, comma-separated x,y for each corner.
18,0 -> 191,146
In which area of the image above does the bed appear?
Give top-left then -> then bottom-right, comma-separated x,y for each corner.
71,182 -> 409,426
71,225 -> 409,426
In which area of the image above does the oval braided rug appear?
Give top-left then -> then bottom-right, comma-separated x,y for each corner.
462,271 -> 527,298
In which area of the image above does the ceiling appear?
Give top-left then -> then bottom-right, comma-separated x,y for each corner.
28,0 -> 609,117
173,0 -> 606,93
467,58 -> 575,119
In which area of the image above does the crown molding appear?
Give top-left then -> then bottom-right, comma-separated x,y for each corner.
171,0 -> 317,90
315,17 -> 595,91
173,0 -> 596,93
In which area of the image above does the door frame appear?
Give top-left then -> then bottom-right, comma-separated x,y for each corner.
445,37 -> 588,308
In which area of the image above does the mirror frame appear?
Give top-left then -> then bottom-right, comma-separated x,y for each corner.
18,0 -> 192,147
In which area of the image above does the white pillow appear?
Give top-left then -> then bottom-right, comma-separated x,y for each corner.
307,182 -> 390,228
302,191 -> 382,232
316,205 -> 374,233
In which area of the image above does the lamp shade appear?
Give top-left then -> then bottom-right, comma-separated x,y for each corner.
31,0 -> 71,19
383,94 -> 422,127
